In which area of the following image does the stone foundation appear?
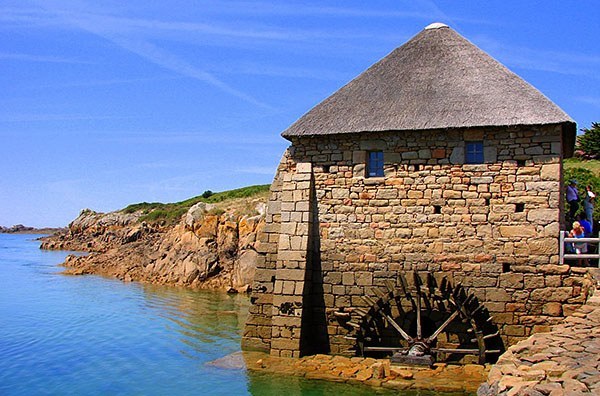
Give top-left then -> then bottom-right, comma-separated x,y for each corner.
241,351 -> 488,393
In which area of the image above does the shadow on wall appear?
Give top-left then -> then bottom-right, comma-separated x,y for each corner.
299,173 -> 330,356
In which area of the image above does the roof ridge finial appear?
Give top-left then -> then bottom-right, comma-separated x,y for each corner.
425,22 -> 449,30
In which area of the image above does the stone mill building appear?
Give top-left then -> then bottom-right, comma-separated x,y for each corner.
242,23 -> 587,365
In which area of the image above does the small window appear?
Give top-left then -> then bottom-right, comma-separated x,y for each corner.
367,151 -> 384,177
465,141 -> 484,164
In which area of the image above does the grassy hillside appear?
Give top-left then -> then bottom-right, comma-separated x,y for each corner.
123,184 -> 270,225
564,158 -> 600,176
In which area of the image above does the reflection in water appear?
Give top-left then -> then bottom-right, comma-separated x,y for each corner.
0,235 -> 463,395
246,371 -> 448,396
140,284 -> 250,354
136,286 -> 408,395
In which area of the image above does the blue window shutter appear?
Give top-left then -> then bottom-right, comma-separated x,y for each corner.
465,142 -> 484,164
368,151 -> 384,177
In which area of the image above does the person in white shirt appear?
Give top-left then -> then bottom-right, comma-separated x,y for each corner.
584,185 -> 595,227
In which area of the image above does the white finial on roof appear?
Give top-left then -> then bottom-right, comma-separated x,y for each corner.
425,22 -> 449,30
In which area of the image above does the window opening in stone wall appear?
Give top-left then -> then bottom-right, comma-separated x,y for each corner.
465,141 -> 484,164
433,205 -> 442,214
367,151 -> 384,177
502,263 -> 511,273
322,164 -> 331,173
516,159 -> 526,167
485,198 -> 490,206
515,203 -> 525,212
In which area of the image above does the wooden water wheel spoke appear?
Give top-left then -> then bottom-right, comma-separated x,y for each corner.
416,288 -> 422,339
431,347 -> 480,354
364,346 -> 407,352
382,312 -> 413,342
425,310 -> 459,343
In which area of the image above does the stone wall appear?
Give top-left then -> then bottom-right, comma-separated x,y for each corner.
242,153 -> 286,353
478,269 -> 600,395
243,124 -> 591,358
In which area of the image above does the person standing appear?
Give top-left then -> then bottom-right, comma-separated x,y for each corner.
578,213 -> 593,237
568,221 -> 589,266
584,184 -> 595,226
566,180 -> 579,222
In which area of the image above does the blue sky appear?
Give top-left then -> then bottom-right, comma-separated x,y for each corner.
1,1 -> 599,227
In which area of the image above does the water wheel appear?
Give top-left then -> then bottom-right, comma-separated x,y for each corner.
346,272 -> 503,365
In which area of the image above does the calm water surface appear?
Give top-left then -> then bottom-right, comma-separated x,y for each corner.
0,234 -> 445,395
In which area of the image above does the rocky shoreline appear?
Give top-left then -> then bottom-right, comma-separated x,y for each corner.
41,199 -> 266,292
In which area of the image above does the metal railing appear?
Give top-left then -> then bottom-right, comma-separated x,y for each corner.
559,230 -> 600,266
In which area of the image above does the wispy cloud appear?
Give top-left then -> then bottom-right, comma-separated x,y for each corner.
0,51 -> 91,64
179,1 -> 496,26
0,6 -> 395,84
96,36 -> 272,108
201,2 -> 434,19
472,35 -> 600,80
0,6 -> 63,28
1,1 -> 487,94
575,96 -> 600,109
0,113 -> 137,122
1,6 -> 416,52
33,75 -> 182,89
504,51 -> 600,80
209,62 -> 351,81
20,1 -> 273,109
95,131 -> 284,146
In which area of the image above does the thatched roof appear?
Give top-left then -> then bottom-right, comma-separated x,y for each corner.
282,23 -> 575,153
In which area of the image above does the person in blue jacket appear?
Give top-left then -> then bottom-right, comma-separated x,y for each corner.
566,180 -> 579,222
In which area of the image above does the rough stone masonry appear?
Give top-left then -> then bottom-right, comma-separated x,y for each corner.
242,23 -> 589,360
243,126 -> 592,358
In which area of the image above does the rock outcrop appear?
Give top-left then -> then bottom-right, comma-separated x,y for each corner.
0,224 -> 35,233
41,209 -> 143,252
1,224 -> 64,234
41,201 -> 266,292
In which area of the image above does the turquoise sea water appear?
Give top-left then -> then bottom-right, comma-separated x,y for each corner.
0,234 -> 447,395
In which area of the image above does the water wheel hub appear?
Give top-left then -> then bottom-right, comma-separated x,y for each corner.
407,342 -> 429,356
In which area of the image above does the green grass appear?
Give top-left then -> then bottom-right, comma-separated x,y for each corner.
564,158 -> 600,176
122,184 -> 270,225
